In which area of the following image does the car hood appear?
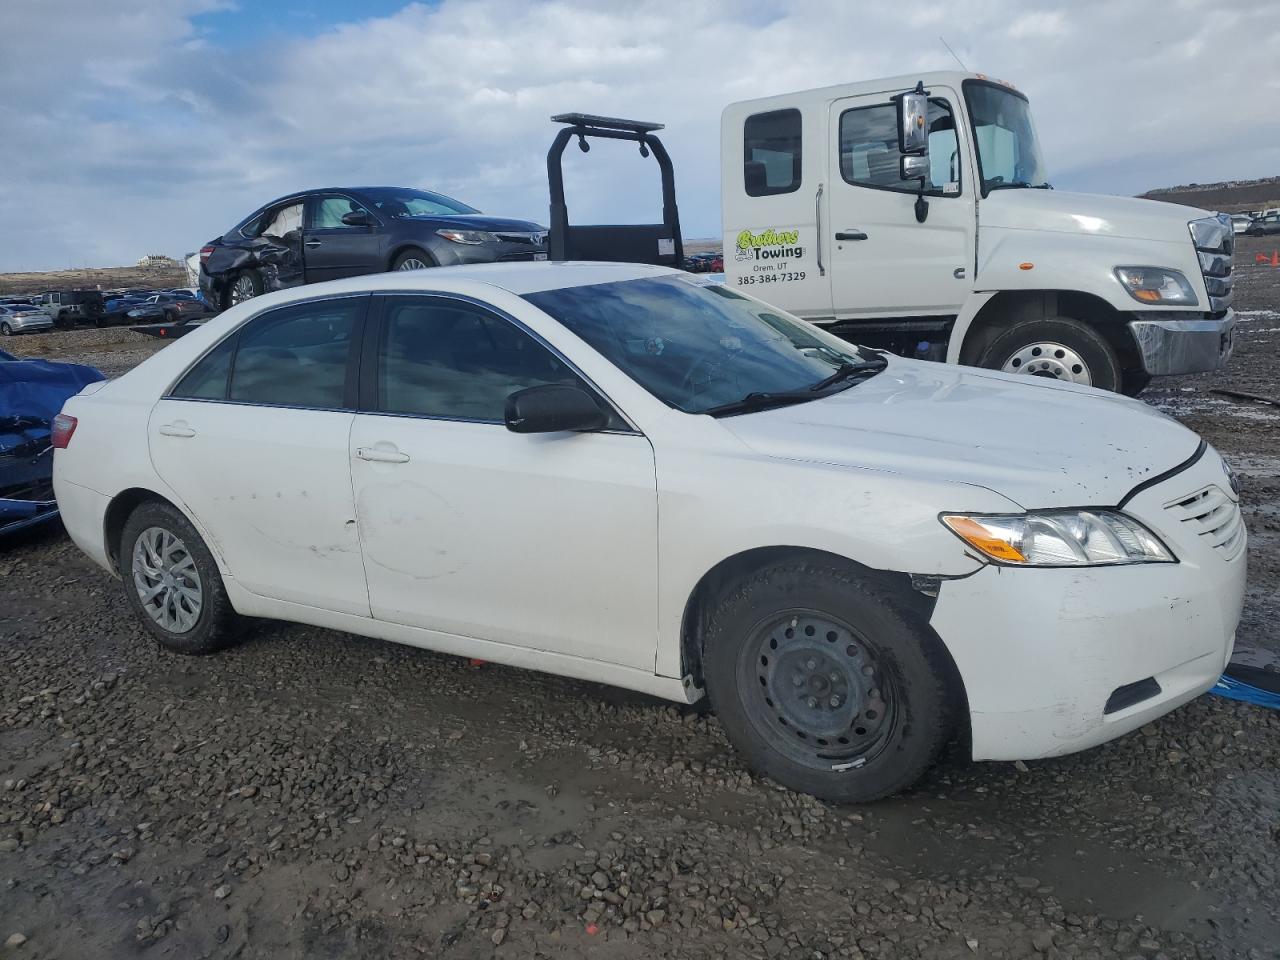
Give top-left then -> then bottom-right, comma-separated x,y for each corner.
402,214 -> 546,233
980,189 -> 1209,245
718,358 -> 1203,508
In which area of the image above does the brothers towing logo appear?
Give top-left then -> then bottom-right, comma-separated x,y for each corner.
735,227 -> 804,262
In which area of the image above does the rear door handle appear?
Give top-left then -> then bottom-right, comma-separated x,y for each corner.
158,421 -> 196,438
356,445 -> 409,464
835,230 -> 868,241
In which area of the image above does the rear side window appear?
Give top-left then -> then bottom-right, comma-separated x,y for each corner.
228,299 -> 360,408
838,100 -> 961,195
374,296 -> 589,423
744,109 -> 802,197
171,337 -> 236,400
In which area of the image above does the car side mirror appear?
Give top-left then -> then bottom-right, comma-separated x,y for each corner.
341,210 -> 373,227
504,384 -> 608,434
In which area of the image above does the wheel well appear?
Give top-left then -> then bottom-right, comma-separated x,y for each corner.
103,488 -> 179,575
678,547 -> 967,725
388,244 -> 435,270
959,290 -> 1141,373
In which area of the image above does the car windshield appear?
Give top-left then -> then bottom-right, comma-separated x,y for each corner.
361,188 -> 479,219
524,275 -> 877,415
963,81 -> 1049,193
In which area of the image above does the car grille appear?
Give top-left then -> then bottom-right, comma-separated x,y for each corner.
1191,214 -> 1234,314
1165,484 -> 1245,560
494,231 -> 547,247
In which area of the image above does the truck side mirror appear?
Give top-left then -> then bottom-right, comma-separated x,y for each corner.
900,154 -> 930,181
894,81 -> 931,224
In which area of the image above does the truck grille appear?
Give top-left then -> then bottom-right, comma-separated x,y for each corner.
1190,214 -> 1233,314
1165,484 -> 1245,560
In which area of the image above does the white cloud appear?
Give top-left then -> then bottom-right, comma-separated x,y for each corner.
0,0 -> 1277,269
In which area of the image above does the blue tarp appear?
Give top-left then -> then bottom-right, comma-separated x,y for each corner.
1,350 -> 105,533
1210,674 -> 1280,711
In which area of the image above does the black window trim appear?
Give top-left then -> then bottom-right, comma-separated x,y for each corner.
163,292 -> 371,412
961,77 -> 1032,200
836,96 -> 963,198
357,290 -> 642,435
743,107 -> 803,198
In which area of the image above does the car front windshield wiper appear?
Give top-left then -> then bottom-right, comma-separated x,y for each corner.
987,180 -> 1052,191
702,357 -> 888,418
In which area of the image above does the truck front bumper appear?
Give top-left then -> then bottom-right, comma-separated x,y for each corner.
1129,309 -> 1235,376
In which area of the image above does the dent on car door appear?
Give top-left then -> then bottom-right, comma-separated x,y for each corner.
348,294 -> 660,669
148,294 -> 372,615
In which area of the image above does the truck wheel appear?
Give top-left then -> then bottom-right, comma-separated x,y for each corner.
120,501 -> 243,655
392,248 -> 434,271
225,269 -> 264,309
976,316 -> 1121,392
702,558 -> 952,803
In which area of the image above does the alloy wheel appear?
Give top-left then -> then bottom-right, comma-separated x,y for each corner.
131,526 -> 203,634
1001,341 -> 1092,385
738,610 -> 897,772
396,258 -> 430,271
230,275 -> 257,305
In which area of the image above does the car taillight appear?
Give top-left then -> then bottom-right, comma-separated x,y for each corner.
51,413 -> 78,449
199,245 -> 215,265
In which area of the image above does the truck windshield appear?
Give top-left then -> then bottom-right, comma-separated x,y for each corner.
963,81 -> 1049,193
524,275 -> 878,415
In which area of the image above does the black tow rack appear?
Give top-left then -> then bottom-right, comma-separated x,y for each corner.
547,113 -> 683,266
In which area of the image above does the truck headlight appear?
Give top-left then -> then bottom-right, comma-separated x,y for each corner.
1113,267 -> 1197,306
436,229 -> 498,244
941,511 -> 1175,566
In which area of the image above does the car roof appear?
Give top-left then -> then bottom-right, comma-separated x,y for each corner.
256,261 -> 685,303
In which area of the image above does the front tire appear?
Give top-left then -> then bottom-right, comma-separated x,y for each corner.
975,315 -> 1121,392
392,248 -> 434,272
120,501 -> 242,655
703,559 -> 952,803
0,322 -> 12,336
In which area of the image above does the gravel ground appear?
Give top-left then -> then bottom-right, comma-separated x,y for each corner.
2,241 -> 1279,960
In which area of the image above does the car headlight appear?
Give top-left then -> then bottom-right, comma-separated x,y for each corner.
436,228 -> 498,245
941,510 -> 1175,566
1113,267 -> 1197,306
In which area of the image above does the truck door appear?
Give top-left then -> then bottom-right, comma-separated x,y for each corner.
825,88 -> 974,319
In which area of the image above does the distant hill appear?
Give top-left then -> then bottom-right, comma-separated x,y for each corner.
1140,176 -> 1280,214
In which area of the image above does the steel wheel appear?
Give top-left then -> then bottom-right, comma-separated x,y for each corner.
230,274 -> 258,305
738,610 -> 898,772
396,257 -> 430,271
1001,341 -> 1092,385
131,526 -> 203,634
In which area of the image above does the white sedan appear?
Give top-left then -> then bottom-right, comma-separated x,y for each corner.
52,262 -> 1245,802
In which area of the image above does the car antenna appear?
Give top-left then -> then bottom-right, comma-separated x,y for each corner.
546,113 -> 684,267
939,35 -> 969,71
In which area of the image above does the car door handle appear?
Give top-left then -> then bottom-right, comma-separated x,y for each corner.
835,230 -> 868,241
356,446 -> 409,464
158,421 -> 196,438
304,240 -> 322,248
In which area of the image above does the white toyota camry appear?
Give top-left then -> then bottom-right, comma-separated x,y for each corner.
52,262 -> 1246,802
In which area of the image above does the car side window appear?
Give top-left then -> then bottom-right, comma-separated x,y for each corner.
309,195 -> 374,230
744,109 -> 802,197
170,336 -> 237,400
374,296 -> 607,424
259,202 -> 303,240
839,100 -> 961,195
226,298 -> 360,408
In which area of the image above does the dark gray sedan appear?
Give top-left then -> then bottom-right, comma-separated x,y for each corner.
198,187 -> 547,310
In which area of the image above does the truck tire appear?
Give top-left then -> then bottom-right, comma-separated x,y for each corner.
975,316 -> 1121,392
702,558 -> 952,803
225,269 -> 264,309
392,248 -> 435,271
120,500 -> 243,656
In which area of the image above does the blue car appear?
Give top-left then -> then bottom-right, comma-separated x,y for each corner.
1,348 -> 105,535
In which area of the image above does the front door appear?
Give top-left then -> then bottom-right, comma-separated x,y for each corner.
349,293 -> 659,669
303,194 -> 385,283
826,87 -> 975,319
148,294 -> 371,616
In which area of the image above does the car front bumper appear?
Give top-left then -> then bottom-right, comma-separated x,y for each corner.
4,315 -> 54,333
930,449 -> 1246,761
1129,309 -> 1235,376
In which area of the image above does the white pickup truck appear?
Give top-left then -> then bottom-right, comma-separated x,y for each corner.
721,71 -> 1236,395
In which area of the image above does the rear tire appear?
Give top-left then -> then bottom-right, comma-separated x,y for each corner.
975,315 -> 1121,392
702,559 -> 952,803
224,269 -> 264,310
0,322 -> 12,336
120,501 -> 242,655
392,248 -> 434,272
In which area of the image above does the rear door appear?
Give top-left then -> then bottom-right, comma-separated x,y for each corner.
148,294 -> 371,616
825,87 -> 974,319
303,193 -> 385,283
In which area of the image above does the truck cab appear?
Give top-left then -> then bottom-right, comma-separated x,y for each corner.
721,71 -> 1235,395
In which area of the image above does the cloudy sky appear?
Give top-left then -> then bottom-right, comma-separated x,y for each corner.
1,0 -> 1276,270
